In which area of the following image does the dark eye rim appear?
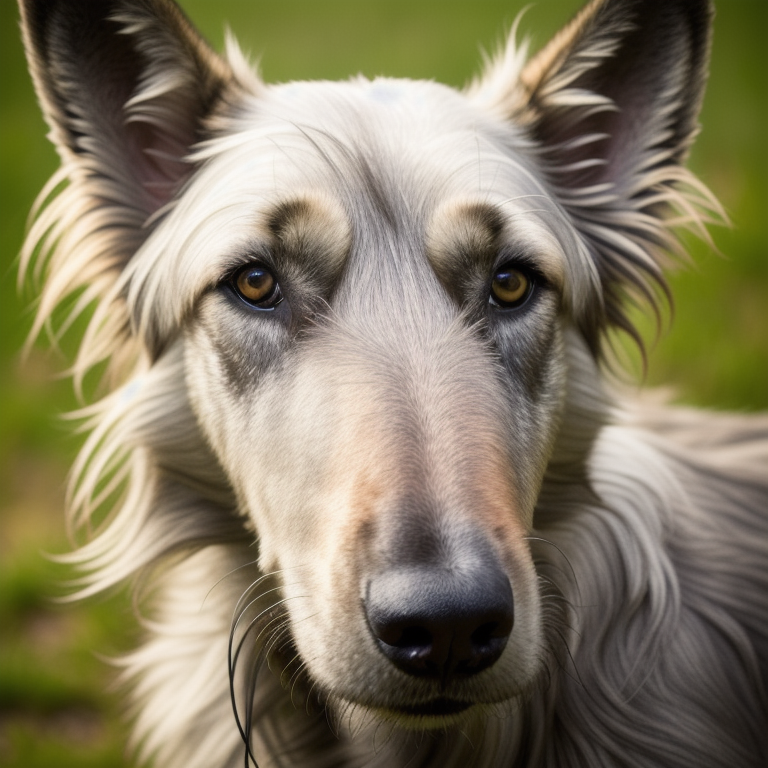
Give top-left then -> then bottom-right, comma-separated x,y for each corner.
488,262 -> 539,310
228,262 -> 284,311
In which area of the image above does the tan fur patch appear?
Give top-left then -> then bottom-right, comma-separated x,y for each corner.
265,192 -> 351,281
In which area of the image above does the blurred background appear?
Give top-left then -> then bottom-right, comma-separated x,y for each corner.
1,0 -> 765,765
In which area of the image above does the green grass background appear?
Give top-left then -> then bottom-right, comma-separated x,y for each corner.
1,1 -> 766,765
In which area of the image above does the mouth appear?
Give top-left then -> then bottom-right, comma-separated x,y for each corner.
399,697 -> 473,717
378,697 -> 474,725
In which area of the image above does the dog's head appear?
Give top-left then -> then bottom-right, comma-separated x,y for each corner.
20,0 -> 715,731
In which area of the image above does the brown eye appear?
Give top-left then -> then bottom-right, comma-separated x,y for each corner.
490,267 -> 532,308
232,264 -> 282,309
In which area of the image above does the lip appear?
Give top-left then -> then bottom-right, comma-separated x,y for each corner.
395,697 -> 473,718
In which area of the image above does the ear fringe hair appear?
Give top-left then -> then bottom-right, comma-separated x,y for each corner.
562,168 -> 724,362
545,108 -> 724,360
19,159 -> 142,393
52,346 -> 245,600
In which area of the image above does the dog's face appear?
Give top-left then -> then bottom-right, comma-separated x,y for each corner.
160,80 -> 572,719
20,0 -> 715,732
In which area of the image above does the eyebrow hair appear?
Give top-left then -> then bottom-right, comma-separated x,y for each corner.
265,194 -> 352,290
426,200 -> 505,284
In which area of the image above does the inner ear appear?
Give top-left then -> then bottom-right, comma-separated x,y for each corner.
517,0 -> 712,192
20,0 -> 236,218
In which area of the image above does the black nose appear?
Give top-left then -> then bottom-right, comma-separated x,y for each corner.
365,564 -> 514,679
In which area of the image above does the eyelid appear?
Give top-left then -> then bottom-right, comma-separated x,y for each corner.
494,253 -> 546,283
219,251 -> 276,284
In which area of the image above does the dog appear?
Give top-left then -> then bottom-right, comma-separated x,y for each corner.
18,0 -> 768,765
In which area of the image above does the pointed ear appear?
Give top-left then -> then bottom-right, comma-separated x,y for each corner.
473,0 -> 718,353
20,0 -> 239,231
20,0 -> 256,375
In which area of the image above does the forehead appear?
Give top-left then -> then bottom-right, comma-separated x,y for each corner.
132,77 -> 575,327
194,77 -> 555,223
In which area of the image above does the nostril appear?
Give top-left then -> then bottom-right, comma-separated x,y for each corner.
371,619 -> 434,651
372,623 -> 440,671
472,621 -> 504,648
391,625 -> 433,650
